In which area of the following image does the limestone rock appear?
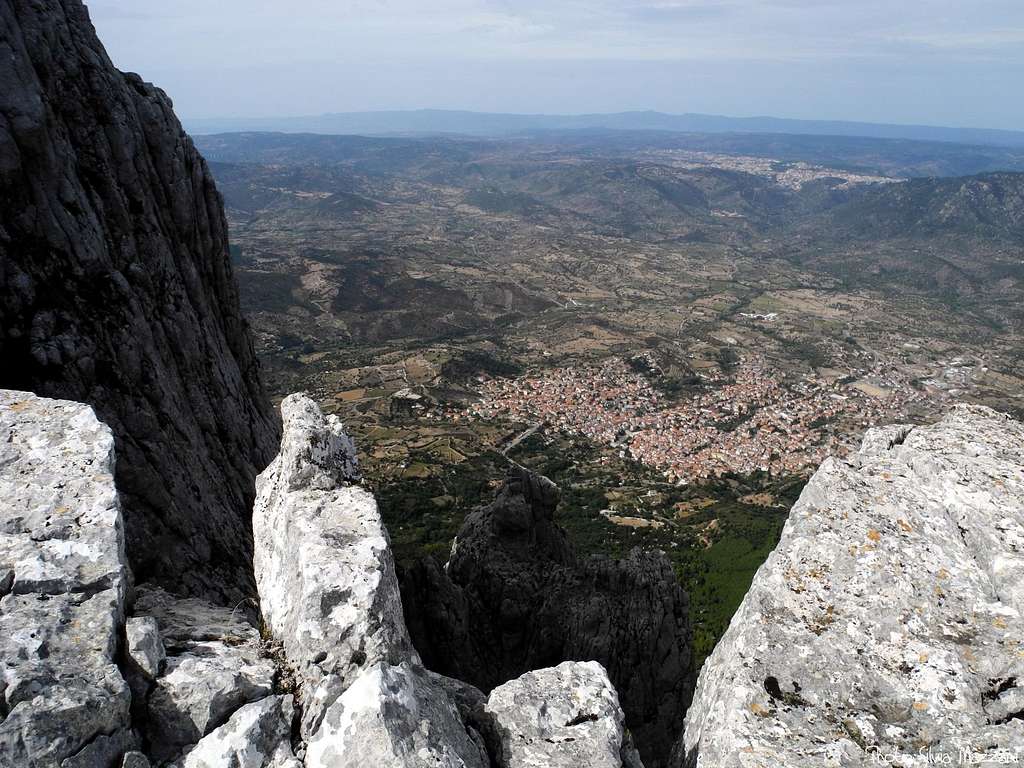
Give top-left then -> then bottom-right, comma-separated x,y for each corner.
132,586 -> 260,645
178,695 -> 299,768
305,662 -> 489,768
253,394 -> 414,737
0,0 -> 280,602
485,661 -> 642,768
62,731 -> 136,768
146,641 -> 276,763
122,753 -> 152,768
253,395 -> 486,768
401,467 -> 694,767
679,405 -> 1024,767
126,616 -> 166,679
133,587 -> 276,764
0,390 -> 133,767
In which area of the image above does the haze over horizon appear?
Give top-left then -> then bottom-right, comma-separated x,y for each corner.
87,0 -> 1024,132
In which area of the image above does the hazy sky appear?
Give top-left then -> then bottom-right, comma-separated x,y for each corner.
87,0 -> 1024,129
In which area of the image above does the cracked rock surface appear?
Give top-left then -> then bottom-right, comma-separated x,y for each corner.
253,394 -> 486,767
304,661 -> 489,768
486,661 -> 644,768
130,586 -> 276,765
176,694 -> 300,768
0,390 -> 132,766
679,405 -> 1024,767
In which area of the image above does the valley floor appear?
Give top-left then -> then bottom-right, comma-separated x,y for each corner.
202,131 -> 1024,664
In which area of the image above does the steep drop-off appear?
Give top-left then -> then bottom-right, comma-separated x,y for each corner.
0,0 -> 279,600
0,390 -> 644,767
401,468 -> 696,768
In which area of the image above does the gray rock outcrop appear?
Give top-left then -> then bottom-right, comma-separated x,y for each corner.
679,405 -> 1024,766
304,661 -> 490,768
126,617 -> 166,680
0,0 -> 279,602
252,394 -> 414,735
252,394 -> 487,767
0,388 -> 647,767
130,587 -> 276,765
400,467 -> 695,767
485,661 -> 643,768
0,5 -> 661,760
0,390 -> 297,767
0,390 -> 132,766
177,695 -> 300,768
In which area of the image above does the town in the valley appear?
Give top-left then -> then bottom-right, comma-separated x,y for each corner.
465,354 -> 933,484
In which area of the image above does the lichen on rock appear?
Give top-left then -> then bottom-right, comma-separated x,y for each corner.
0,390 -> 132,766
485,661 -> 645,768
252,394 -> 488,767
679,405 -> 1024,767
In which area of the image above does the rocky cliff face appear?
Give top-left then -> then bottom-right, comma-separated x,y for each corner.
249,395 -> 648,768
0,390 -> 300,767
0,0 -> 279,601
679,405 -> 1024,766
0,3 -> 658,763
8,388 -> 1024,767
401,468 -> 696,768
2,390 -> 645,767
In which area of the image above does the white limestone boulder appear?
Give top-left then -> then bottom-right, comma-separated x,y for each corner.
680,405 -> 1024,767
485,660 -> 643,768
0,390 -> 132,767
253,394 -> 486,767
305,662 -> 489,768
177,694 -> 300,768
253,394 -> 415,735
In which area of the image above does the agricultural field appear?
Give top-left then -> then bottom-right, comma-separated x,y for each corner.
198,130 -> 1024,662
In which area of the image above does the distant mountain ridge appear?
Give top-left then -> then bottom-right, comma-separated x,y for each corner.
196,129 -> 1024,180
185,109 -> 1024,148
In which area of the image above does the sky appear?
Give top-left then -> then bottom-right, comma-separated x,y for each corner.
86,0 -> 1024,130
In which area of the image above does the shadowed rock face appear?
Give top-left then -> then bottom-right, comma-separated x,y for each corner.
0,0 -> 279,600
400,467 -> 696,768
